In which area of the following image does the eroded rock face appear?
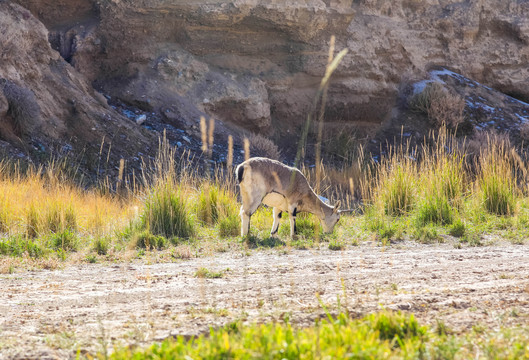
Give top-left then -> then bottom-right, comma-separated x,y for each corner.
0,2 -> 153,172
11,0 -> 529,146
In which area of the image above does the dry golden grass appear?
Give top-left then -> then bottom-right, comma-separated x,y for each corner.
248,133 -> 281,160
409,82 -> 465,128
0,164 -> 137,238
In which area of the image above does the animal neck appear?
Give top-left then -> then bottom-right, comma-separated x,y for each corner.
306,190 -> 331,220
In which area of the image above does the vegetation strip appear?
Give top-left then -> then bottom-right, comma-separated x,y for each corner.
106,311 -> 529,359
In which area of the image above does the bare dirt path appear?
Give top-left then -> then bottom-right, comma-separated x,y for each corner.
1,241 -> 529,359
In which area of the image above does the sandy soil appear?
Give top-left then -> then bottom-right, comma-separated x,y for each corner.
1,241 -> 529,359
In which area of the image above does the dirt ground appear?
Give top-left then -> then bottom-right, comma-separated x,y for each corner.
1,240 -> 529,359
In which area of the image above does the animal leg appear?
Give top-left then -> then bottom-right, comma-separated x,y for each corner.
270,208 -> 282,235
240,205 -> 250,236
240,195 -> 264,237
288,204 -> 298,238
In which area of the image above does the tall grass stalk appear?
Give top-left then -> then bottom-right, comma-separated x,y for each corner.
478,137 -> 518,215
142,182 -> 194,239
415,130 -> 465,225
363,141 -> 417,217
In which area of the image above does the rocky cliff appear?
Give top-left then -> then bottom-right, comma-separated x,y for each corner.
0,1 -> 155,175
3,0 -> 529,166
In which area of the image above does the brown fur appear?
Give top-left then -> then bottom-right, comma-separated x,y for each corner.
236,157 -> 341,237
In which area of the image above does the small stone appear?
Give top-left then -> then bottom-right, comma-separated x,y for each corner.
176,142 -> 182,147
136,114 -> 147,125
182,136 -> 191,144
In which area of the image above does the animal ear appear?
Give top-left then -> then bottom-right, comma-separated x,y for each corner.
333,200 -> 341,214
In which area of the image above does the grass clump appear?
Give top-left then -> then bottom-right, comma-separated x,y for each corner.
478,139 -> 517,216
415,194 -> 453,226
363,208 -> 400,241
364,144 -> 416,217
278,213 -> 320,238
380,161 -> 415,216
93,237 -> 110,255
47,229 -> 79,251
449,218 -> 466,238
196,184 -> 220,225
132,230 -> 167,250
409,82 -> 465,128
328,239 -> 345,251
415,130 -> 465,227
413,225 -> 441,244
194,267 -> 224,279
44,202 -> 77,234
218,213 -> 240,238
0,236 -> 45,258
141,183 -> 194,239
196,182 -> 240,238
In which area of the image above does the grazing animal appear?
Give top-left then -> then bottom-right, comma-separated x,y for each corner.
236,157 -> 352,237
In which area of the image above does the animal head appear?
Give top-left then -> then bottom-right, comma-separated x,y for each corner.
321,200 -> 355,233
321,200 -> 341,233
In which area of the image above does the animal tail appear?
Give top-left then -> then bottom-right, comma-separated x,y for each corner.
236,164 -> 245,183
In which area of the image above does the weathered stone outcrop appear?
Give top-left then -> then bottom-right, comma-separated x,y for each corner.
0,1 -> 153,170
8,0 -> 529,154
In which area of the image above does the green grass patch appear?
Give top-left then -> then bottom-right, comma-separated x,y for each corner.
194,267 -> 224,279
448,218 -> 466,237
0,235 -> 45,258
379,162 -> 416,216
46,229 -> 79,251
132,230 -> 168,250
141,183 -> 195,238
278,213 -> 320,238
217,214 -> 240,238
93,237 -> 110,255
105,311 -> 529,360
246,235 -> 285,249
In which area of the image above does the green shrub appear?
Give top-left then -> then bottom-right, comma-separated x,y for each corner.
142,183 -> 194,238
93,237 -> 110,255
416,195 -> 453,226
47,229 -> 79,251
133,230 -> 167,250
218,214 -> 240,238
449,218 -> 466,238
0,236 -> 44,258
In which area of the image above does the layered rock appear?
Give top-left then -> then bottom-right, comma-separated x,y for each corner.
0,1 -> 153,172
10,0 -> 529,151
